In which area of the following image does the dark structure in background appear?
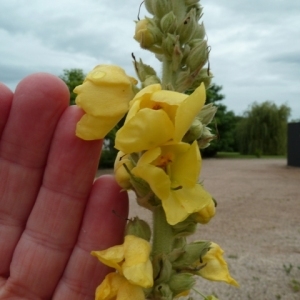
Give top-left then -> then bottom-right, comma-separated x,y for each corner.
287,123 -> 300,167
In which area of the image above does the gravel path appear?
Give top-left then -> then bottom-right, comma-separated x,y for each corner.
98,158 -> 300,300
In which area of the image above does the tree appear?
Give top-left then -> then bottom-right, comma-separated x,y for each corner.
201,84 -> 239,157
236,101 -> 290,156
59,69 -> 86,105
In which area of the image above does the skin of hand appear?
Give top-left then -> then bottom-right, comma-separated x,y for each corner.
0,73 -> 129,299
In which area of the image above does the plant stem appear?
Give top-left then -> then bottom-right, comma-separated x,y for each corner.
161,57 -> 174,90
152,205 -> 173,256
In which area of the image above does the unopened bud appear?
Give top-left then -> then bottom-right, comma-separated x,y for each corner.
207,296 -> 219,300
125,217 -> 151,241
152,255 -> 173,283
191,197 -> 216,224
197,103 -> 218,125
143,75 -> 161,87
168,273 -> 196,297
186,39 -> 208,72
192,22 -> 206,39
168,273 -> 195,297
160,11 -> 177,34
172,241 -> 211,268
162,33 -> 177,59
197,127 -> 216,149
153,283 -> 173,300
183,119 -> 204,143
133,58 -> 160,85
177,9 -> 198,44
114,151 -> 134,190
144,0 -> 155,15
134,18 -> 162,49
191,68 -> 213,89
151,0 -> 171,19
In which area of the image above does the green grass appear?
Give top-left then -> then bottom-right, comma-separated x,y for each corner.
215,152 -> 286,159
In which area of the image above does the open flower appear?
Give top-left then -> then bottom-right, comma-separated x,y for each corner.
195,242 -> 239,287
91,235 -> 153,300
75,65 -> 137,140
95,273 -> 145,300
131,141 -> 212,225
115,83 -> 206,153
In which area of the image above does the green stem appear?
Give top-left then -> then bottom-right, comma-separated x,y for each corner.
161,57 -> 173,89
152,205 -> 173,256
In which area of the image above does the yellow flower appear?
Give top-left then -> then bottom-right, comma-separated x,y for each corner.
74,65 -> 137,140
196,242 -> 239,287
134,19 -> 155,48
114,151 -> 134,190
192,197 -> 216,224
95,273 -> 145,300
131,141 -> 212,225
91,235 -> 153,289
115,83 -> 206,153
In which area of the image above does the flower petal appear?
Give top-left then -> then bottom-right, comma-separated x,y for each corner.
91,244 -> 124,273
75,65 -> 135,117
162,184 -> 212,225
122,235 -> 153,288
95,273 -> 125,300
174,83 -> 206,142
118,280 -> 146,300
132,164 -> 171,201
115,108 -> 174,153
198,242 -> 239,287
137,147 -> 161,166
76,113 -> 123,140
169,141 -> 201,188
162,192 -> 190,225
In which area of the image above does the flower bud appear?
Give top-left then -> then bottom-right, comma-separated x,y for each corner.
186,39 -> 208,72
197,103 -> 218,126
185,0 -> 201,7
172,241 -> 211,269
192,22 -> 206,40
152,255 -> 173,283
162,33 -> 177,59
151,0 -> 171,19
114,151 -> 134,190
197,127 -> 216,149
183,118 -> 204,143
144,0 -> 155,15
160,11 -> 177,34
168,273 -> 195,297
143,75 -> 161,87
175,68 -> 192,93
171,216 -> 198,238
191,68 -> 213,90
125,217 -> 152,241
177,8 -> 198,44
133,58 -> 161,86
153,283 -> 173,300
192,197 -> 216,224
134,18 -> 162,49
206,295 -> 219,300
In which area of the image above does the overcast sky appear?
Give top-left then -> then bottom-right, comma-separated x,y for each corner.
1,0 -> 299,120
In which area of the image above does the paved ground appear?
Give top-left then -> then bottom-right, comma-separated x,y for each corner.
98,158 -> 300,300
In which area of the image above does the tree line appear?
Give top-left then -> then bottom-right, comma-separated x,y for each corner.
60,69 -> 291,166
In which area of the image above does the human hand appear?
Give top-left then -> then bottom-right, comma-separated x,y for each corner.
0,74 -> 128,299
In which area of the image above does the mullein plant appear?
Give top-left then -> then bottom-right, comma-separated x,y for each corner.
74,0 -> 238,299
